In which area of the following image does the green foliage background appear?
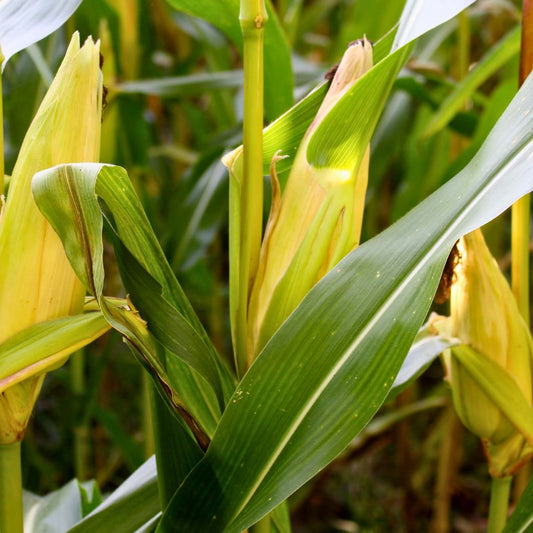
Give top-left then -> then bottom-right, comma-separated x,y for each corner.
3,0 -> 530,531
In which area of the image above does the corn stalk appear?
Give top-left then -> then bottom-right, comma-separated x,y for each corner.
232,0 -> 268,378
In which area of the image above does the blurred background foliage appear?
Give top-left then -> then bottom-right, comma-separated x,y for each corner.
3,0 -> 525,530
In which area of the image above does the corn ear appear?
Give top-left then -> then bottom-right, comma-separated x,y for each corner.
0,376 -> 44,443
0,33 -> 102,443
445,228 -> 533,476
246,38 -> 372,358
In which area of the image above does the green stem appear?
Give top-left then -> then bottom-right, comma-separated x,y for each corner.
71,349 -> 90,480
487,476 -> 512,533
249,515 -> 271,533
142,372 -> 155,458
234,0 -> 267,377
511,196 -> 531,323
513,0 -> 533,327
511,0 -> 533,502
0,441 -> 23,533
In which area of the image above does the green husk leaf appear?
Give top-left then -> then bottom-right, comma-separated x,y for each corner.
306,44 -> 411,171
0,312 -> 109,393
452,345 -> 533,446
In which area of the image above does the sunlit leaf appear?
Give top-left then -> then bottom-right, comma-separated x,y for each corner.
24,479 -> 100,533
392,0 -> 475,51
69,458 -> 159,533
0,0 -> 82,67
158,72 -> 533,533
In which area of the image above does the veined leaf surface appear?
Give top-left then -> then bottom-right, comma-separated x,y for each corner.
32,163 -> 236,441
158,73 -> 533,533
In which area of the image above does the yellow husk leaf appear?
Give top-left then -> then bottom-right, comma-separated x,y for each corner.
0,33 -> 102,443
246,38 -> 373,358
447,228 -> 533,476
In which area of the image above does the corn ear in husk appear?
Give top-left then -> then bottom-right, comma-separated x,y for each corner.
0,33 -> 102,443
442,228 -> 533,477
245,38 -> 373,359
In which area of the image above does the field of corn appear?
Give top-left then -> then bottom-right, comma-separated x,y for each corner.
1,0 -> 533,532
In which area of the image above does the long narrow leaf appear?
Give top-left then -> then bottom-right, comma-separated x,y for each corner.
32,164 -> 235,440
24,479 -> 99,533
424,25 -> 521,137
158,72 -> 533,533
69,458 -> 159,533
0,0 -> 82,67
503,476 -> 533,532
392,0 -> 475,51
389,322 -> 459,396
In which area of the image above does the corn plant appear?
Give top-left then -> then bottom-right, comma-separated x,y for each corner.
1,0 -> 533,532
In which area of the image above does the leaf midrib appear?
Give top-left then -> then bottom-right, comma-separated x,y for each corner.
227,135 -> 532,525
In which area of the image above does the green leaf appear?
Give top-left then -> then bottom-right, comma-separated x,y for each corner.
165,0 -> 293,119
452,345 -> 533,445
150,388 -> 204,507
117,71 -> 245,97
0,0 -> 83,67
271,502 -> 291,533
93,406 -> 145,471
157,72 -> 533,532
168,149 -> 229,271
24,479 -> 99,533
117,66 -> 320,100
389,322 -> 459,398
32,164 -> 235,441
392,0 -> 475,51
0,312 -> 109,392
223,33 -> 397,185
307,44 -> 411,171
69,458 -> 160,533
503,476 -> 533,532
423,24 -> 521,137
